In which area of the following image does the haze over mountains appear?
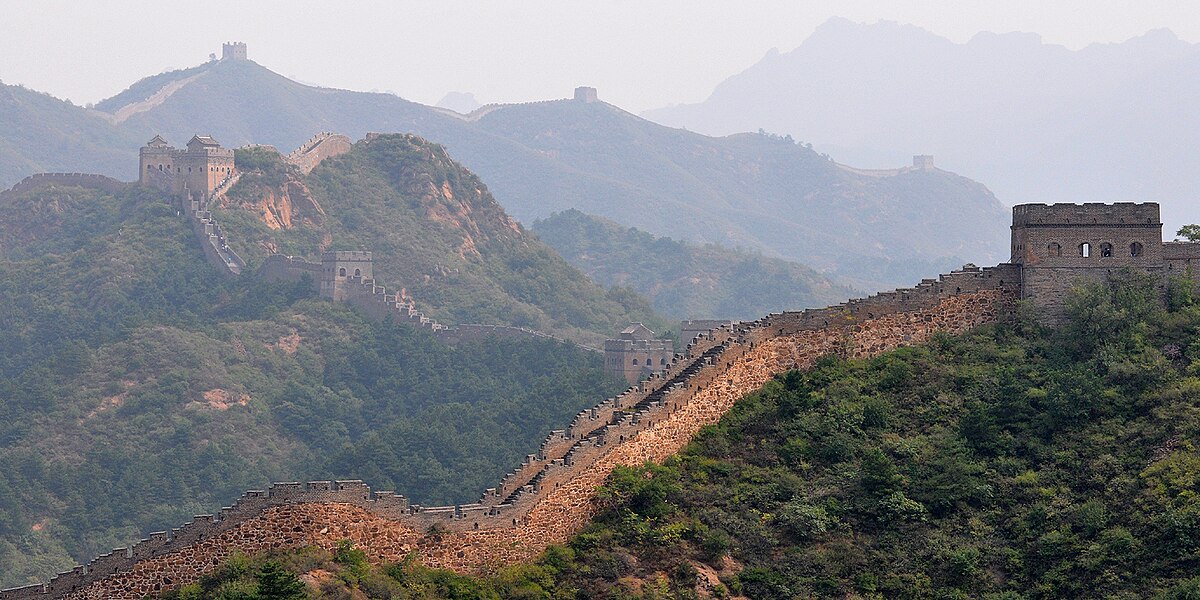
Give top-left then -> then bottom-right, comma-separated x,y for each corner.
644,17 -> 1200,229
0,49 -> 1008,290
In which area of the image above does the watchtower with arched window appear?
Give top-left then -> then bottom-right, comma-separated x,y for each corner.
320,251 -> 374,301
1010,202 -> 1164,320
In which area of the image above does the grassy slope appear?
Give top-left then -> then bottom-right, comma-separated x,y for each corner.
0,182 -> 624,588
532,209 -> 855,320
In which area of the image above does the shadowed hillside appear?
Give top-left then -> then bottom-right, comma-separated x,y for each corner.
532,209 -> 855,320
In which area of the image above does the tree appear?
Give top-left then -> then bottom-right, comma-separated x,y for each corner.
1178,224 -> 1200,242
256,561 -> 307,600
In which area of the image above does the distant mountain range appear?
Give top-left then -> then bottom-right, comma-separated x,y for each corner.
644,17 -> 1200,230
0,50 -> 1010,289
532,209 -> 854,320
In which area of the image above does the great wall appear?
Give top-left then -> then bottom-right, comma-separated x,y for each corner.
5,114 -> 1200,599
0,262 -> 1021,599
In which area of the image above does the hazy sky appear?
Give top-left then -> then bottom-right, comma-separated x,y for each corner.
2,0 -> 1198,112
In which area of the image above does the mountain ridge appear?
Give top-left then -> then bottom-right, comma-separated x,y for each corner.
1,52 -> 1008,289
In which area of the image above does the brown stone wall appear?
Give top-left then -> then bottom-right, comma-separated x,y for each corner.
42,287 -> 1015,600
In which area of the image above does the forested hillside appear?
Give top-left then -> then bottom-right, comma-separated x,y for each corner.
0,179 -> 626,587
532,209 -> 854,320
183,273 -> 1200,598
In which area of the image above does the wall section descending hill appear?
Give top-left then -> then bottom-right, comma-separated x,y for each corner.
0,265 -> 1019,599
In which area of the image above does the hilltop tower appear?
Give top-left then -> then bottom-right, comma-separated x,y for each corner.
222,42 -> 248,61
320,251 -> 374,301
137,135 -> 236,204
912,155 -> 934,170
1010,203 -> 1167,320
574,86 -> 598,103
604,323 -> 673,384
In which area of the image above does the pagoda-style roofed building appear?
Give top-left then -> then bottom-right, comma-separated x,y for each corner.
139,134 -> 236,203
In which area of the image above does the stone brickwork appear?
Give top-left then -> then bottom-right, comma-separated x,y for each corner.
1,261 -> 1021,599
1010,202 -> 1200,322
604,323 -> 675,384
284,132 -> 353,174
138,135 -> 236,203
681,319 -> 733,344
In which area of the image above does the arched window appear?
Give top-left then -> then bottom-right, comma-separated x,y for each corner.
660,357 -> 667,365
338,267 -> 346,277
1080,242 -> 1091,258
1131,242 -> 1144,257
631,358 -> 639,365
354,268 -> 361,277
1100,243 -> 1113,258
1047,242 -> 1061,257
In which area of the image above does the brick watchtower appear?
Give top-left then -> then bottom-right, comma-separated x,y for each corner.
1010,202 -> 1164,320
320,251 -> 374,301
222,42 -> 248,61
604,323 -> 673,385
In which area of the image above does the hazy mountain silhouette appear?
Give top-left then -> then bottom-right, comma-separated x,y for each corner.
644,17 -> 1200,229
0,53 -> 1009,289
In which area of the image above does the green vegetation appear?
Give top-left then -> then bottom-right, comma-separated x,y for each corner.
190,272 -> 1200,598
0,181 -> 625,588
532,209 -> 854,320
219,135 -> 667,345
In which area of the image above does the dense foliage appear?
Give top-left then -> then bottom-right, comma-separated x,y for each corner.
219,136 -> 667,345
191,272 -> 1200,598
0,183 -> 624,587
532,209 -> 853,320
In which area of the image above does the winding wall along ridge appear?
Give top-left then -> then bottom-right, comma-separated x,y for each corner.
0,263 -> 1019,599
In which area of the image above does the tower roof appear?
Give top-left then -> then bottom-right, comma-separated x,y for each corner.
146,135 -> 170,147
619,323 -> 655,340
188,135 -> 221,147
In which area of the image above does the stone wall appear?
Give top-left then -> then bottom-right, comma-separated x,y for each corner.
1,263 -> 1020,599
284,133 -> 353,175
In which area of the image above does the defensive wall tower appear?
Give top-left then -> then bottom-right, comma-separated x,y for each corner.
320,251 -> 374,301
574,86 -> 598,103
604,323 -> 674,385
222,42 -> 247,61
1010,202 -> 1167,321
136,135 -> 236,204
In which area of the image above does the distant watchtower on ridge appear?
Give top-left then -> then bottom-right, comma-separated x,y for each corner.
222,42 -> 248,61
604,323 -> 673,384
574,87 -> 598,103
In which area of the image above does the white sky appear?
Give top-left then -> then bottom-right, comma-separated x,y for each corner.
1,0 -> 1198,112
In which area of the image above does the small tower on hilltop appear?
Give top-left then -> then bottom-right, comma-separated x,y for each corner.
574,86 -> 598,103
222,42 -> 248,61
321,251 -> 374,301
604,323 -> 674,385
912,155 -> 935,170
